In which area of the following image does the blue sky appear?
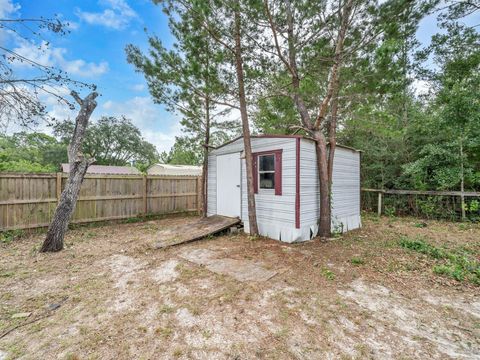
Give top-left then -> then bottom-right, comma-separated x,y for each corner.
2,0 -> 181,153
1,0 -> 477,153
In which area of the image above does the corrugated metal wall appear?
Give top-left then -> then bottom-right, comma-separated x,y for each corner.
300,139 -> 361,233
207,154 -> 217,216
240,138 -> 297,228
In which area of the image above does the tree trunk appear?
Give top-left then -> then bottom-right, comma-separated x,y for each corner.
327,90 -> 339,183
325,93 -> 338,238
234,7 -> 258,235
202,96 -> 210,217
41,91 -> 98,252
313,130 -> 331,238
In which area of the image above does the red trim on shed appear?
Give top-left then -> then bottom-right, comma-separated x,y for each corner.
252,154 -> 258,193
295,138 -> 300,229
252,149 -> 283,195
274,151 -> 282,195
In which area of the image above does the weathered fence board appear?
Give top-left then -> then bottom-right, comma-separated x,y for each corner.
362,188 -> 480,221
0,173 -> 202,231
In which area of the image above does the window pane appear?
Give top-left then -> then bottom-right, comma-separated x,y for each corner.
260,172 -> 275,189
259,154 -> 275,171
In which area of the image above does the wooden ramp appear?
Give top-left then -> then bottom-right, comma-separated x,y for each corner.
154,215 -> 241,249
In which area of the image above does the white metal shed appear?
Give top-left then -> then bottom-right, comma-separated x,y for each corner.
207,135 -> 361,243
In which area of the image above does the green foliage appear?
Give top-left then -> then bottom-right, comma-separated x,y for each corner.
351,257 -> 365,266
159,137 -> 203,166
321,268 -> 336,281
464,200 -> 479,213
254,83 -> 299,135
0,229 -> 24,244
339,5 -> 480,195
0,132 -> 66,172
126,3 -> 240,167
331,222 -> 344,237
399,236 -> 480,285
414,222 -> 427,228
53,116 -> 159,169
384,206 -> 396,218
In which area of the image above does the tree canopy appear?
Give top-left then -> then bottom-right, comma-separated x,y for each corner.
54,116 -> 160,170
0,116 -> 159,173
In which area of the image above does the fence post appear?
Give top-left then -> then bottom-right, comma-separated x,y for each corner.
56,172 -> 62,203
142,175 -> 148,216
197,176 -> 202,216
377,191 -> 382,217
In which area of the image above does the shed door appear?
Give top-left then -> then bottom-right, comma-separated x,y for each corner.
216,152 -> 241,218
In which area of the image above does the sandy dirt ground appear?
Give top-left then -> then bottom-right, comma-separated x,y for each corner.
0,214 -> 479,359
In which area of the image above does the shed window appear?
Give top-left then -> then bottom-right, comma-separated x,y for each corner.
258,154 -> 275,189
253,149 -> 282,195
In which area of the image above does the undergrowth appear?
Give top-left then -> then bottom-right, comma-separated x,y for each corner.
0,229 -> 25,244
399,236 -> 480,285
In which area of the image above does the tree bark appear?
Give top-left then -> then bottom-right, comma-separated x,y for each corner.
202,95 -> 210,217
234,7 -> 258,235
314,131 -> 331,238
41,91 -> 98,252
327,90 -> 339,183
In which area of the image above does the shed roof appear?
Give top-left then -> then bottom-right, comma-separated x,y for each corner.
213,135 -> 361,153
61,164 -> 141,175
147,164 -> 202,176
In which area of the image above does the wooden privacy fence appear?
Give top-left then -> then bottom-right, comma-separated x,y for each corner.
0,173 -> 202,231
362,188 -> 480,221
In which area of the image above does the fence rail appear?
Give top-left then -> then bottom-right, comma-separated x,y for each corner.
362,188 -> 480,221
0,173 -> 202,231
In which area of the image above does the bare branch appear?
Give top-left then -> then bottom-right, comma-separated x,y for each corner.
70,91 -> 83,106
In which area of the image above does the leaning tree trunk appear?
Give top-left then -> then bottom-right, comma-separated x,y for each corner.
41,91 -> 98,252
234,7 -> 258,235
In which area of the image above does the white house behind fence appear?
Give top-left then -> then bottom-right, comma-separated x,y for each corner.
207,135 -> 361,243
147,164 -> 202,176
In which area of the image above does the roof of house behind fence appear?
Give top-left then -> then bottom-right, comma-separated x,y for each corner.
61,164 -> 141,175
147,164 -> 202,176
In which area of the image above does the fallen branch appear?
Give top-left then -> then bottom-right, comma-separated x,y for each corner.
0,297 -> 68,339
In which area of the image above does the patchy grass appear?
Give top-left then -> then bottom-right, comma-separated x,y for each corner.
399,236 -> 480,284
0,215 -> 479,359
321,267 -> 336,281
350,257 -> 365,266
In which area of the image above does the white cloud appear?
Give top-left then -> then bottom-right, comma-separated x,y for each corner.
7,94 -> 180,154
412,79 -> 431,97
142,124 -> 182,154
65,20 -> 80,31
4,90 -> 184,157
0,0 -> 20,18
11,40 -> 109,77
76,0 -> 138,30
100,96 -> 181,153
62,58 -> 109,77
0,0 -> 20,43
131,83 -> 145,92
